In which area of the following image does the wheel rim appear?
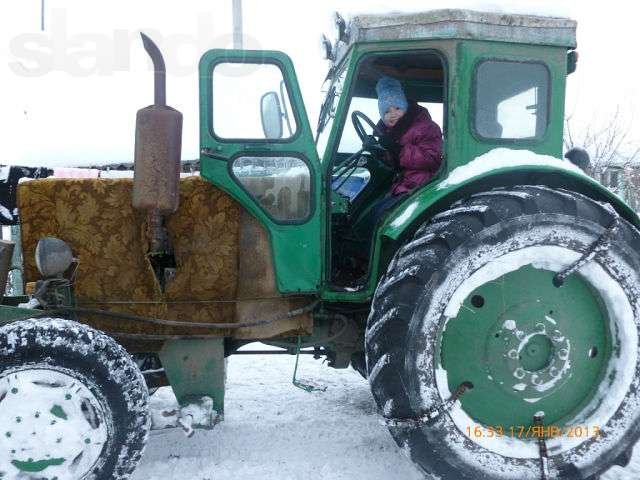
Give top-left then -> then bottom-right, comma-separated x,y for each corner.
440,264 -> 611,428
0,367 -> 110,480
432,245 -> 637,458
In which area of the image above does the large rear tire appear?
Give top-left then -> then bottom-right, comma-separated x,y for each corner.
366,186 -> 640,479
0,318 -> 150,480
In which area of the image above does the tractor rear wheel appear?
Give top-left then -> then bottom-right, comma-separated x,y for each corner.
366,186 -> 640,480
0,318 -> 150,480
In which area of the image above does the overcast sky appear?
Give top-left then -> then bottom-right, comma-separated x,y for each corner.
0,0 -> 638,166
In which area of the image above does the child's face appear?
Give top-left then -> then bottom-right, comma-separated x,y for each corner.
383,106 -> 406,127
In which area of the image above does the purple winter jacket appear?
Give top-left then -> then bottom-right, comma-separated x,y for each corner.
378,103 -> 443,195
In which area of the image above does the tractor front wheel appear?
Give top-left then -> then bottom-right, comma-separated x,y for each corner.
366,186 -> 640,479
0,318 -> 150,480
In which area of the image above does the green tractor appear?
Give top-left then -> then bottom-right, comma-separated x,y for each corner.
1,8 -> 639,480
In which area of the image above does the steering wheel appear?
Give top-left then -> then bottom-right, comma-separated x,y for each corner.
351,111 -> 395,168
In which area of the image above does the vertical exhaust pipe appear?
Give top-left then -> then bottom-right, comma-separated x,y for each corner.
133,33 -> 182,289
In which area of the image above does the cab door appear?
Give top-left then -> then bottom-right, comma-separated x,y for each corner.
199,50 -> 322,293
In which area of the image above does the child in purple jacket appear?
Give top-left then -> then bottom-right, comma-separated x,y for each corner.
364,77 -> 443,236
376,76 -> 443,194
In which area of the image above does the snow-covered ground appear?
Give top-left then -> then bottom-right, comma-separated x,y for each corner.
134,346 -> 640,480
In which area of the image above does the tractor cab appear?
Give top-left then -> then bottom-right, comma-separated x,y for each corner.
314,10 -> 573,290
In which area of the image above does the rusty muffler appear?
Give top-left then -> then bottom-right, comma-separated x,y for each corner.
133,33 -> 182,255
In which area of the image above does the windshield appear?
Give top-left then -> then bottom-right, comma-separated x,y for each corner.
316,61 -> 349,161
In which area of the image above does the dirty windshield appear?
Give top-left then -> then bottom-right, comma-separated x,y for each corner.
316,61 -> 348,161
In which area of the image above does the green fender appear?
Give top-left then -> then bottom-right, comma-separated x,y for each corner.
381,164 -> 640,243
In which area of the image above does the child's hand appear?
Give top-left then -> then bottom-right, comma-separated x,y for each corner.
380,135 -> 400,158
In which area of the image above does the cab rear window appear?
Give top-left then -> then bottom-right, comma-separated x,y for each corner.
474,60 -> 550,140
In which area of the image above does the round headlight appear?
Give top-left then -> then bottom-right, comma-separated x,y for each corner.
35,237 -> 74,278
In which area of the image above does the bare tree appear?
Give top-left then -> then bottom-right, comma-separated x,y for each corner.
564,106 -> 640,177
565,106 -> 640,210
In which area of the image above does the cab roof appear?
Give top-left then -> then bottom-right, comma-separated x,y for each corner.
346,9 -> 577,49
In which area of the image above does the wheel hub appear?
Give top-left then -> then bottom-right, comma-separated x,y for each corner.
0,367 -> 110,480
521,334 -> 554,371
486,302 -> 572,397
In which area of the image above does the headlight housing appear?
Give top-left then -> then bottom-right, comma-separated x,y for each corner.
35,237 -> 74,278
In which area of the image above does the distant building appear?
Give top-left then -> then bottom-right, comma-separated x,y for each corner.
597,156 -> 640,212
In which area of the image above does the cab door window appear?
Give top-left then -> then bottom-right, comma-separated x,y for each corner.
231,156 -> 311,222
212,62 -> 297,140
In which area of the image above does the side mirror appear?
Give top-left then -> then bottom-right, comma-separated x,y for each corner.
260,91 -> 284,140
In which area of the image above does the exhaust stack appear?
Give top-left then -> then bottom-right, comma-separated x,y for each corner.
133,33 -> 182,256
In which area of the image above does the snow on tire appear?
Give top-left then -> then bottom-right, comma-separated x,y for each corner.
366,186 -> 640,480
0,318 -> 150,480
